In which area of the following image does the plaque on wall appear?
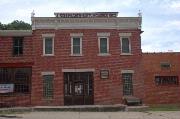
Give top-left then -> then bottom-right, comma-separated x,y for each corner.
100,70 -> 109,79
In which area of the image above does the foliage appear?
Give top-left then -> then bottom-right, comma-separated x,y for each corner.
0,20 -> 31,30
148,104 -> 180,111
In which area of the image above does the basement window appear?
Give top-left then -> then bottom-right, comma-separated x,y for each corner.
155,76 -> 179,85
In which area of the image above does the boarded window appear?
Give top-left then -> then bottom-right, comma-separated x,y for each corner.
43,75 -> 54,99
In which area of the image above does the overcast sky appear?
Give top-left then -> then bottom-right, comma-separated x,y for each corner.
0,0 -> 179,52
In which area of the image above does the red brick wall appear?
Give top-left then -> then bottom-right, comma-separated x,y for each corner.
0,94 -> 31,107
142,53 -> 180,104
0,36 -> 33,63
31,29 -> 142,106
0,36 -> 33,107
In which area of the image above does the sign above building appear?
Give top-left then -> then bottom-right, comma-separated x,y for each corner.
54,12 -> 118,18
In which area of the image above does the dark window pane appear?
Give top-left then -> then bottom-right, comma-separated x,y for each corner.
73,46 -> 80,54
45,37 -> 53,54
73,38 -> 80,54
73,38 -> 80,46
14,68 -> 31,93
13,47 -> 19,56
0,68 -> 13,83
100,38 -> 107,53
13,37 -> 23,56
0,68 -> 31,94
122,38 -> 130,53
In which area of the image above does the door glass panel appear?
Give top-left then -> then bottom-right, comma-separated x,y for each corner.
74,82 -> 83,95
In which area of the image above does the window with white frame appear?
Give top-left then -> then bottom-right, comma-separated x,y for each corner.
71,37 -> 82,55
42,34 -> 54,56
98,37 -> 109,54
121,37 -> 131,54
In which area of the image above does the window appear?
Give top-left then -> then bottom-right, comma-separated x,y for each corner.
155,76 -> 179,85
43,37 -> 54,56
43,75 -> 54,99
98,37 -> 109,54
121,37 -> 131,54
160,62 -> 171,69
122,73 -> 133,95
71,37 -> 82,55
0,68 -> 31,94
13,37 -> 23,56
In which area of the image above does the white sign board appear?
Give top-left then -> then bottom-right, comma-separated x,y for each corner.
0,84 -> 14,93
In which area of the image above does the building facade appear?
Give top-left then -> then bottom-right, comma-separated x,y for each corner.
0,12 -> 179,107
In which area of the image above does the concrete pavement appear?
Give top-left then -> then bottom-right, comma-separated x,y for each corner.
1,111 -> 180,119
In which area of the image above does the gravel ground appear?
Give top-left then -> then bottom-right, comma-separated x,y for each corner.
0,111 -> 180,119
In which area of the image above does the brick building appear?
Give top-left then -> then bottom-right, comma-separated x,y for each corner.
0,12 -> 179,107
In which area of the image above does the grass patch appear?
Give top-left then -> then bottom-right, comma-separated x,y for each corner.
148,104 -> 180,111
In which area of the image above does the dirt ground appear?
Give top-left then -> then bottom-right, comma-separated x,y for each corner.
0,111 -> 180,119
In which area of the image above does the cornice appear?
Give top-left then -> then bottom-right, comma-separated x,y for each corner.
31,17 -> 142,30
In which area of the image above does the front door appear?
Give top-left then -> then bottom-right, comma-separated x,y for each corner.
64,72 -> 93,105
122,73 -> 133,95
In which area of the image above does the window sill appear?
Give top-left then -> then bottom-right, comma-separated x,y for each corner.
42,98 -> 54,101
121,53 -> 133,56
97,53 -> 111,56
42,54 -> 55,57
13,55 -> 23,57
70,54 -> 83,57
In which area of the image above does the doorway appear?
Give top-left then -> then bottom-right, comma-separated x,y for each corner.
64,72 -> 93,105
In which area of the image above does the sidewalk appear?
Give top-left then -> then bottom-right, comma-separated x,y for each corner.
1,111 -> 180,119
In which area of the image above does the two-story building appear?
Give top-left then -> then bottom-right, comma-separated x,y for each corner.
0,12 -> 179,107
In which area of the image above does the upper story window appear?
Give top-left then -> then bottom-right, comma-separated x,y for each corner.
121,37 -> 130,53
160,62 -> 171,69
119,33 -> 132,55
97,33 -> 110,56
70,33 -> 83,56
13,37 -> 23,56
42,34 -> 55,56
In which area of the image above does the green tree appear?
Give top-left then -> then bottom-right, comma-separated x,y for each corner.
0,20 -> 31,30
0,22 -> 5,30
